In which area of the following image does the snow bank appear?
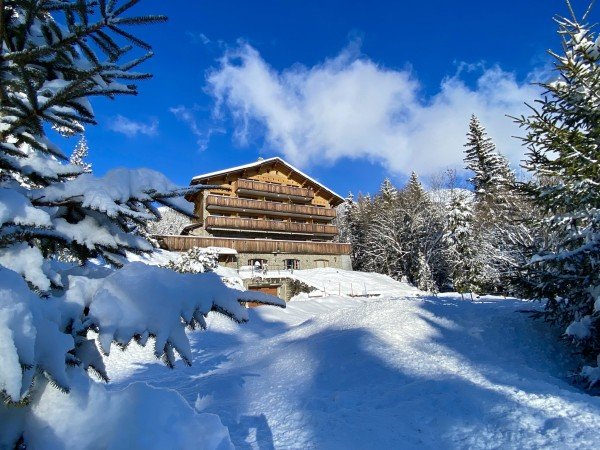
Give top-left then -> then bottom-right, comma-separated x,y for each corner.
240,267 -> 421,298
4,371 -> 234,450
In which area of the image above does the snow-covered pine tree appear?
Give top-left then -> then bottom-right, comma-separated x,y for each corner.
401,172 -> 446,290
69,135 -> 92,173
464,115 -> 512,206
347,193 -> 375,271
345,173 -> 450,291
369,179 -> 405,277
443,189 -> 483,298
0,1 -> 283,446
415,250 -> 437,293
404,171 -> 426,202
379,177 -> 398,203
463,115 -> 528,293
333,193 -> 353,243
147,205 -> 191,235
515,1 -> 600,385
464,115 -> 519,224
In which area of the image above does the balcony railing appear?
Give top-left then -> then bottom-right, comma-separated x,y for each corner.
205,195 -> 336,220
235,178 -> 314,202
155,235 -> 351,255
205,216 -> 338,236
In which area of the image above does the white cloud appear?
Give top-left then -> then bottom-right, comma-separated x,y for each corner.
107,115 -> 158,137
186,31 -> 211,45
206,43 -> 542,175
170,105 -> 221,151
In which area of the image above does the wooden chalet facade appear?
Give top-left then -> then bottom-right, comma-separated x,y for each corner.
155,157 -> 352,277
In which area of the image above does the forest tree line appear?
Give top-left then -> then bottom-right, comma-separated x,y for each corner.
337,115 -> 535,299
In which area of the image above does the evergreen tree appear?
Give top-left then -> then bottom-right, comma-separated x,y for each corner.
463,115 -> 529,294
404,172 -> 426,202
369,180 -> 405,277
464,115 -> 518,216
401,172 -> 446,290
379,178 -> 398,203
443,190 -> 483,298
333,193 -> 353,243
147,206 -> 191,236
353,173 -> 448,291
347,193 -> 375,271
516,2 -> 600,383
69,135 -> 92,173
415,250 -> 437,293
464,114 -> 501,204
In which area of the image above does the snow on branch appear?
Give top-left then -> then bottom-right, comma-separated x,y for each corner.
78,263 -> 285,367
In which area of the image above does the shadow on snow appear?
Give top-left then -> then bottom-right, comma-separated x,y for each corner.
110,296 -> 600,449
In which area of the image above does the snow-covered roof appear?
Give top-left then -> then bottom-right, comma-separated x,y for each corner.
191,157 -> 344,205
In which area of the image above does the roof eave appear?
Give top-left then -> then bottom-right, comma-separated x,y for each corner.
190,157 -> 345,204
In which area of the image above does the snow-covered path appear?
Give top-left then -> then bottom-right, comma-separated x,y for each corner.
106,294 -> 600,449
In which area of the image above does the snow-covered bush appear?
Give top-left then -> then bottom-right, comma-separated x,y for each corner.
0,1 -> 283,447
164,247 -> 219,274
288,279 -> 317,298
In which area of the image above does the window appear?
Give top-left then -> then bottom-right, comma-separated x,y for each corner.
248,258 -> 268,269
315,259 -> 329,268
219,255 -> 238,264
284,259 -> 300,270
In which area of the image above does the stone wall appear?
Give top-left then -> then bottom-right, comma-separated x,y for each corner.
242,277 -> 320,301
224,252 -> 351,271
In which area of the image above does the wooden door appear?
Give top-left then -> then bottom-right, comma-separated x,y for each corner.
246,285 -> 279,307
249,285 -> 278,296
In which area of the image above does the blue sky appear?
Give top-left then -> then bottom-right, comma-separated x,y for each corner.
81,1 -> 584,196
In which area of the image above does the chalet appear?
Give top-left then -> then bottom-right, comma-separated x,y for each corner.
155,157 -> 352,297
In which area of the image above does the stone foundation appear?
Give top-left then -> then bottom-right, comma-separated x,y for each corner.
220,252 -> 351,272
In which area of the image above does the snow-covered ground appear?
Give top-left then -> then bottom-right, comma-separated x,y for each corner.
238,267 -> 422,297
104,271 -> 600,449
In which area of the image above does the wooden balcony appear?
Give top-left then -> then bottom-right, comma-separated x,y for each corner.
155,235 -> 351,255
235,178 -> 314,202
205,216 -> 338,236
205,195 -> 336,220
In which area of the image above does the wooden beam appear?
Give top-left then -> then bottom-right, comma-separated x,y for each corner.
155,235 -> 351,255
